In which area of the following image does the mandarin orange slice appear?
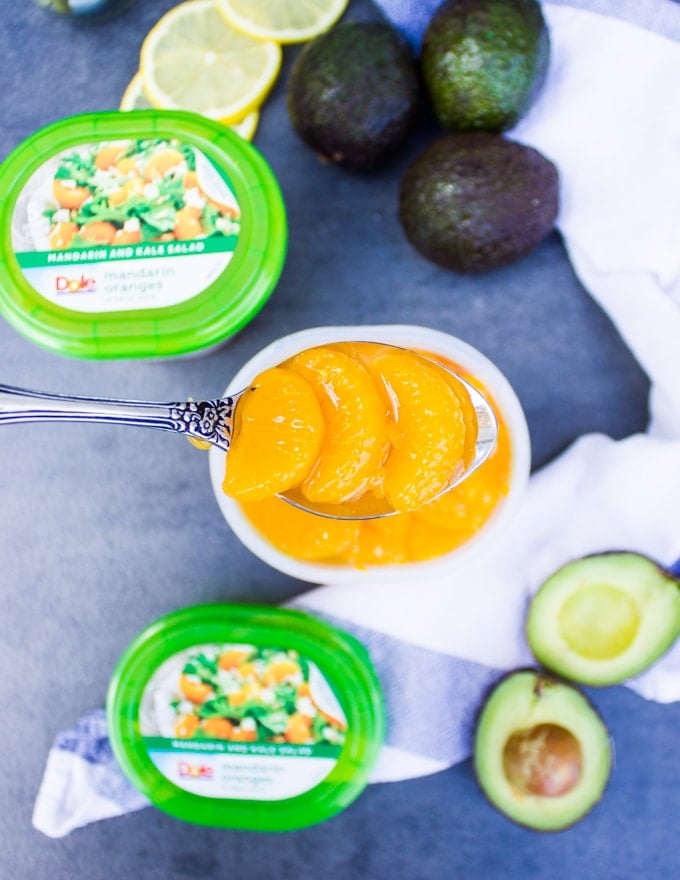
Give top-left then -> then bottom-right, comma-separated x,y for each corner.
285,346 -> 390,505
414,470 -> 495,538
406,514 -> 467,561
222,367 -> 325,501
218,648 -> 253,670
416,424 -> 511,531
49,221 -> 79,250
366,350 -> 467,512
437,365 -> 478,469
143,148 -> 186,180
179,674 -> 213,704
94,144 -> 126,171
201,717 -> 235,739
338,515 -> 411,567
352,343 -> 479,469
80,221 -> 117,245
424,352 -> 485,470
239,496 -> 360,561
175,714 -> 200,738
52,178 -> 90,210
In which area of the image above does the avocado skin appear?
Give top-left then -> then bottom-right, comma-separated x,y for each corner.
399,133 -> 558,273
286,22 -> 420,171
421,0 -> 550,132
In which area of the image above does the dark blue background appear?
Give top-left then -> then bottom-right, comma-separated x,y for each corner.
0,2 -> 676,878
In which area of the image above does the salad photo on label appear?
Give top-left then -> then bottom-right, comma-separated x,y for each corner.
141,643 -> 347,748
25,137 -> 240,252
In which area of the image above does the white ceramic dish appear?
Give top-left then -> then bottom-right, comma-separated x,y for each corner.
209,325 -> 531,585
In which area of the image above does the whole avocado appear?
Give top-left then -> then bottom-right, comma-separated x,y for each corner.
399,133 -> 559,273
286,21 -> 420,171
421,0 -> 550,132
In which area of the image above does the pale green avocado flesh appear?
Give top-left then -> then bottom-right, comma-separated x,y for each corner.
527,552 -> 680,686
474,670 -> 612,831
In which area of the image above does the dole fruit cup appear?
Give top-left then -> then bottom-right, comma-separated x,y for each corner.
209,325 -> 531,585
0,110 -> 286,359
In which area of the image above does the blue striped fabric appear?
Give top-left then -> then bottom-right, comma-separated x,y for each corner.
293,606 -> 504,766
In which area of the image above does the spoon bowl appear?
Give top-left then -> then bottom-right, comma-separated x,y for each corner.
0,345 -> 497,520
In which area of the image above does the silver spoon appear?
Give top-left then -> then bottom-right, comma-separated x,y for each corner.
0,363 -> 497,520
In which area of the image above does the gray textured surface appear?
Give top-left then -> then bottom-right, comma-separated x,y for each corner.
0,1 -> 677,878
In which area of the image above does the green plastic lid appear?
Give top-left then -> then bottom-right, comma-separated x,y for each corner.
0,110 -> 287,359
106,603 -> 385,831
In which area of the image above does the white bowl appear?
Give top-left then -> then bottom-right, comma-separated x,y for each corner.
209,325 -> 531,585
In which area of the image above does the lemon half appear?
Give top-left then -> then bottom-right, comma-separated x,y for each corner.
120,72 -> 154,111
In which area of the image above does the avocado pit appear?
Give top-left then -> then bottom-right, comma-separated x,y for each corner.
503,723 -> 582,797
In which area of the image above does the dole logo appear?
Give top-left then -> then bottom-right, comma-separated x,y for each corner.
178,761 -> 213,780
55,274 -> 96,293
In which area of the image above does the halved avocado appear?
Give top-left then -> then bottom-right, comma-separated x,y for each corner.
474,670 -> 612,831
527,552 -> 680,686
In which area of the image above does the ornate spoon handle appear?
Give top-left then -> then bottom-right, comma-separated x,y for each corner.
0,384 -> 237,451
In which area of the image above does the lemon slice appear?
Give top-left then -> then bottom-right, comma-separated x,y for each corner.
216,0 -> 348,43
120,71 -> 260,140
140,0 -> 281,123
120,72 -> 154,111
229,109 -> 260,141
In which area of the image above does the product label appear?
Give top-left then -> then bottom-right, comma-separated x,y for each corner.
11,137 -> 241,312
139,643 -> 347,801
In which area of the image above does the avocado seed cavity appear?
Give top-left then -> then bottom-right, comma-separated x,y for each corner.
503,723 -> 582,797
558,584 -> 641,660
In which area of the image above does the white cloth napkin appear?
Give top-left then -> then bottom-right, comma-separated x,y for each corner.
33,0 -> 680,836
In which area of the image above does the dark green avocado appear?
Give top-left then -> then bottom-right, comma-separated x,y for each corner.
286,21 -> 420,171
527,552 -> 680,686
399,132 -> 558,272
474,670 -> 612,831
420,0 -> 550,132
